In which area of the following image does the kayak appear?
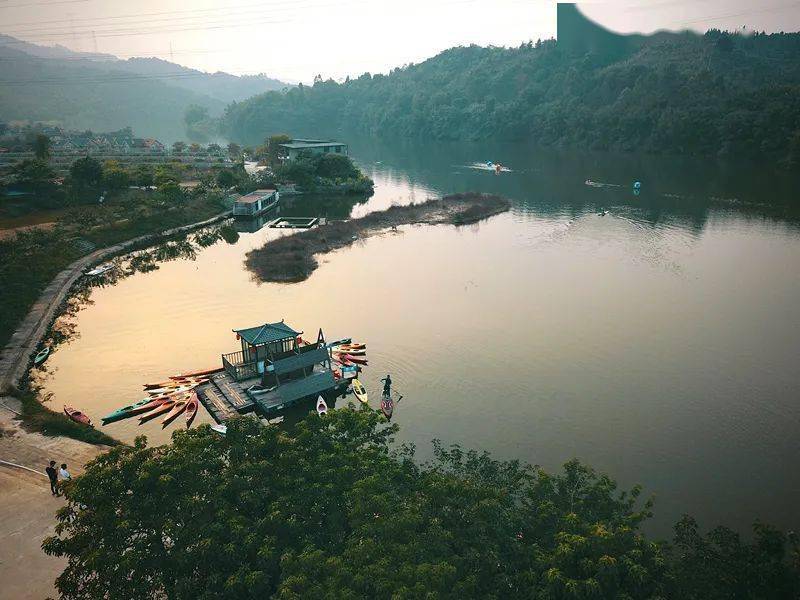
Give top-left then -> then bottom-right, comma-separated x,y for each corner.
143,377 -> 208,390
335,347 -> 366,356
316,396 -> 328,416
335,343 -> 366,351
352,379 -> 368,405
33,347 -> 50,366
337,353 -> 367,365
185,392 -> 199,428
380,395 -> 394,419
102,397 -> 158,424
210,424 -> 227,435
139,400 -> 176,424
146,384 -> 195,396
334,356 -> 355,367
170,367 -> 223,379
161,400 -> 188,427
64,405 -> 93,426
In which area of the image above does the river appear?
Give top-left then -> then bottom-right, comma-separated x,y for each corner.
39,137 -> 800,538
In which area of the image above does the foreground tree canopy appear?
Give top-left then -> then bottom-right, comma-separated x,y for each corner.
45,409 -> 799,599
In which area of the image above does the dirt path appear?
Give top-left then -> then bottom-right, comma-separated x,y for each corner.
0,408 -> 106,599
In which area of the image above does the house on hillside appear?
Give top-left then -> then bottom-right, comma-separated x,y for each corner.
278,138 -> 348,161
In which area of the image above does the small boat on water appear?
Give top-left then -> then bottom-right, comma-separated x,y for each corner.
352,379 -> 368,405
139,400 -> 177,424
64,405 -> 92,426
316,396 -> 328,416
334,355 -> 355,367
335,347 -> 366,356
85,263 -> 115,277
146,384 -> 195,396
185,392 -> 199,428
337,353 -> 368,365
33,346 -> 50,366
144,377 -> 208,390
161,400 -> 188,427
335,343 -> 366,351
102,397 -> 157,424
380,395 -> 394,419
210,424 -> 227,435
170,367 -> 223,379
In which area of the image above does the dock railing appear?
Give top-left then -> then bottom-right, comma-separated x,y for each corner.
221,350 -> 258,381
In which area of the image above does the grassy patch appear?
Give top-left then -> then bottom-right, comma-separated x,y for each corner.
16,386 -> 120,446
245,192 -> 510,282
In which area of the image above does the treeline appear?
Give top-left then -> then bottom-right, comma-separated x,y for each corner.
221,30 -> 800,167
44,411 -> 800,599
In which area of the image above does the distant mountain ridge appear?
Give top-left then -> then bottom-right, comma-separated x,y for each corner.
0,34 -> 288,142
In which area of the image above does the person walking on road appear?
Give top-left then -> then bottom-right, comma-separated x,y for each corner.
45,460 -> 58,496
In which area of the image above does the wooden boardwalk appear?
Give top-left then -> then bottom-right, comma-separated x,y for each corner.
196,371 -> 256,424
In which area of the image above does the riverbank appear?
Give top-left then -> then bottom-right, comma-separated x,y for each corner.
0,204 -> 233,445
245,192 -> 510,282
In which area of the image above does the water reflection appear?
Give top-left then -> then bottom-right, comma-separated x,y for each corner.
39,138 -> 800,540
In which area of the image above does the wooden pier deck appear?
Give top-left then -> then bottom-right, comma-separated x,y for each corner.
196,371 -> 257,424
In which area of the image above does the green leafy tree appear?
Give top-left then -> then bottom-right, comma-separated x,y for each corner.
157,180 -> 184,202
154,164 -> 181,187
69,156 -> 103,188
227,142 -> 241,160
45,410 -> 797,599
12,158 -> 54,186
101,160 -> 130,190
131,163 -> 154,187
215,169 -> 236,188
33,133 -> 51,160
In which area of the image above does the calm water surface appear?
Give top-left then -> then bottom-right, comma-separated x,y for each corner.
40,139 -> 800,537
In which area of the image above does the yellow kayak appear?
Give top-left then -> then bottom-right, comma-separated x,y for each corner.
352,379 -> 368,404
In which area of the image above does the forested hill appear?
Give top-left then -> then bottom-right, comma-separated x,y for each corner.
0,34 -> 287,142
221,30 -> 800,167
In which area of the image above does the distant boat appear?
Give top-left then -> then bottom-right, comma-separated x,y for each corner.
64,405 -> 92,427
33,346 -> 50,366
85,264 -> 115,277
316,396 -> 328,416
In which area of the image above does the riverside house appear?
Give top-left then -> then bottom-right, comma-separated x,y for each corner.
232,189 -> 279,216
278,139 -> 348,161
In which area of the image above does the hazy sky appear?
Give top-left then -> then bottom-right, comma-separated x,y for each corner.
1,0 -> 799,82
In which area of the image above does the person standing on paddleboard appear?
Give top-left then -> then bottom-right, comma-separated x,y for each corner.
381,374 -> 392,397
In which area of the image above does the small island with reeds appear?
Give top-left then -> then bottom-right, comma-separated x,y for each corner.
245,192 -> 510,282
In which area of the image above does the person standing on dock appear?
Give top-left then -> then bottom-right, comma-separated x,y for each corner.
381,374 -> 392,397
45,460 -> 58,496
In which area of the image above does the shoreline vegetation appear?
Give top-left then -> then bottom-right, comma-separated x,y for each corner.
43,412 -> 800,598
245,192 -> 511,283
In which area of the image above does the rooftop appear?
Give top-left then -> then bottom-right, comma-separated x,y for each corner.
234,321 -> 299,345
279,141 -> 347,150
237,189 -> 277,204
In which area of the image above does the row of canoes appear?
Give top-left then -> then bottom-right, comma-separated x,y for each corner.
101,367 -> 221,427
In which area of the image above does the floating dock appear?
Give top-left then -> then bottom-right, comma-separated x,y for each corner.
194,321 -> 357,424
267,216 -> 319,229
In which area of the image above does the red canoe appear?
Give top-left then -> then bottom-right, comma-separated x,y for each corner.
185,392 -> 199,428
161,400 -> 188,428
64,405 -> 93,427
339,353 -> 368,365
139,400 -> 176,424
